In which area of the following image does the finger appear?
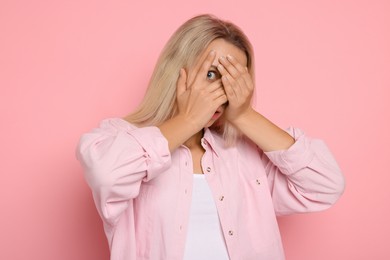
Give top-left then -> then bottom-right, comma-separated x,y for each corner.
218,56 -> 240,79
176,68 -> 187,96
217,63 -> 229,78
206,79 -> 223,92
194,50 -> 216,86
242,72 -> 254,91
230,56 -> 254,93
218,59 -> 253,93
217,63 -> 236,97
211,87 -> 227,100
226,55 -> 247,74
221,74 -> 238,99
215,93 -> 228,107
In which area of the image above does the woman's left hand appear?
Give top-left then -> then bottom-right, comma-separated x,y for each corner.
217,55 -> 254,124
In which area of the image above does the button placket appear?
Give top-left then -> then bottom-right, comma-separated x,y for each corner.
178,148 -> 193,236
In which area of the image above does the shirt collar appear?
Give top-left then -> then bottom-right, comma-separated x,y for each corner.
203,128 -> 221,157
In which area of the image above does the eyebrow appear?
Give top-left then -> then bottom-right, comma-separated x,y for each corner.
209,65 -> 218,71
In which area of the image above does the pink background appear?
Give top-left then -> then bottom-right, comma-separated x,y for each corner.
1,0 -> 389,259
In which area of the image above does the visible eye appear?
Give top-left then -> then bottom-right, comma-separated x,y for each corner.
207,70 -> 219,81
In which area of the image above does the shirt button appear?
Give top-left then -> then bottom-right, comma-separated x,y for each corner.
180,225 -> 183,231
228,230 -> 234,236
219,195 -> 224,201
185,161 -> 188,166
256,179 -> 261,185
206,167 -> 211,172
185,189 -> 188,194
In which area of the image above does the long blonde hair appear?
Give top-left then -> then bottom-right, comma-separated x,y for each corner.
125,14 -> 255,145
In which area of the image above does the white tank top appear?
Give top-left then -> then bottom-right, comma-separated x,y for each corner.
183,174 -> 230,260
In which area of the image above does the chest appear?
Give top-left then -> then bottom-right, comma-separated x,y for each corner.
144,144 -> 267,207
133,146 -> 276,259
189,146 -> 205,174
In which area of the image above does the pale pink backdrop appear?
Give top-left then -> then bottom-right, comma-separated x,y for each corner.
1,0 -> 389,259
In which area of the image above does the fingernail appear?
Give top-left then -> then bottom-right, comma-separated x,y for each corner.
219,56 -> 225,61
227,55 -> 233,60
210,50 -> 216,55
217,64 -> 223,70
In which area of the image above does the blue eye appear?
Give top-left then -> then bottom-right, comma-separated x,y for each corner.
207,71 -> 218,80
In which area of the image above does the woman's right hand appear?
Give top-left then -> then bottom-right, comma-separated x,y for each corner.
158,50 -> 227,152
176,50 -> 228,131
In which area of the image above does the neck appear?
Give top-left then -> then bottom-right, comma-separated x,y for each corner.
184,129 -> 204,149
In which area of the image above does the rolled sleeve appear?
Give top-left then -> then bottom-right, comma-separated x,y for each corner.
127,126 -> 171,181
264,127 -> 314,175
261,127 -> 345,215
76,118 -> 172,225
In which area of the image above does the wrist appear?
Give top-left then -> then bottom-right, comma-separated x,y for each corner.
158,114 -> 202,153
175,113 -> 203,133
228,107 -> 256,127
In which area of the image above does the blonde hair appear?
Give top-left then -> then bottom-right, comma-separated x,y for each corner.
124,14 -> 255,146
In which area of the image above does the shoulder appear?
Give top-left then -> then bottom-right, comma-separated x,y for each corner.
79,118 -> 146,142
96,118 -> 138,132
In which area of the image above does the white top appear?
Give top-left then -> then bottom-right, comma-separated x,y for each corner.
183,174 -> 230,260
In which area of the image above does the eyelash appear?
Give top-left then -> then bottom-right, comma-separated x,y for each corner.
207,70 -> 220,80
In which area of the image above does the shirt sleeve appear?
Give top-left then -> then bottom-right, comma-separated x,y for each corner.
260,127 -> 345,216
76,118 -> 171,225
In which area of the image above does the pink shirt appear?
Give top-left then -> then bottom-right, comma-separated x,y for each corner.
76,118 -> 345,260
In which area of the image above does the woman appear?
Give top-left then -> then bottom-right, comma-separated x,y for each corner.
77,14 -> 345,260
